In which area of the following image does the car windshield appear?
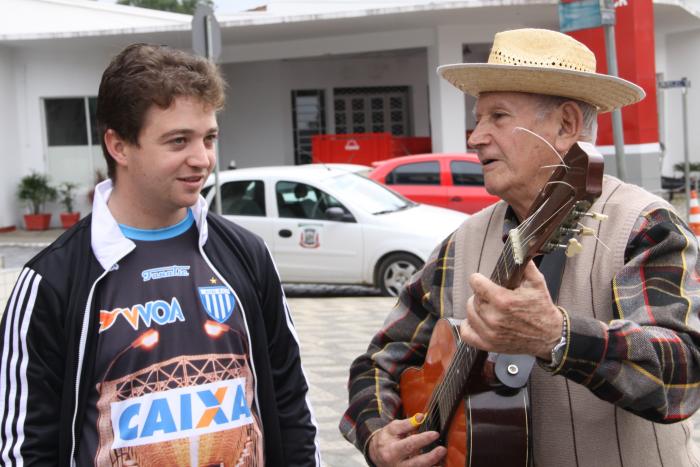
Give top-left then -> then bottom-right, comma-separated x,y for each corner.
322,172 -> 415,214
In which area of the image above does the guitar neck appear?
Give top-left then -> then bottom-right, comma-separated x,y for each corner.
415,142 -> 604,447
491,235 -> 527,290
423,237 -> 523,434
422,326 -> 484,435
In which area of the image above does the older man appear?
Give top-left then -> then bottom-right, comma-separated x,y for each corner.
340,28 -> 700,467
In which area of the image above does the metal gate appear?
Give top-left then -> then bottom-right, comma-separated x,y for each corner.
333,86 -> 411,136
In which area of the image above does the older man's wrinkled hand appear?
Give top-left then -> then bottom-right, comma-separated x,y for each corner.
368,415 -> 447,467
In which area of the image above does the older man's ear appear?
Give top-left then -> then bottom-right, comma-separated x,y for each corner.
554,100 -> 585,153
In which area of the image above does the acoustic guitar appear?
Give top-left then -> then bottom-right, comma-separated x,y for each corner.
400,142 -> 605,466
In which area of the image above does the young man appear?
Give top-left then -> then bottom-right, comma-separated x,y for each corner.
1,44 -> 320,466
341,29 -> 700,466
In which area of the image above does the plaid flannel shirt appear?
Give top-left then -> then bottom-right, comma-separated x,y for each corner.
340,204 -> 700,457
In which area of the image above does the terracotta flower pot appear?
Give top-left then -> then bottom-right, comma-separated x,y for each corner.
60,212 -> 80,229
24,213 -> 51,231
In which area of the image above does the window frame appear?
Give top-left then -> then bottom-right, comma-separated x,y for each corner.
275,180 -> 353,221
450,160 -> 485,187
41,95 -> 103,187
385,161 -> 441,186
291,89 -> 327,165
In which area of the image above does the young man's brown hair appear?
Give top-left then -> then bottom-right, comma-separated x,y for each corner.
96,43 -> 226,180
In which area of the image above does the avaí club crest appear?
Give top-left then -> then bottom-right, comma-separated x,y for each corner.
198,281 -> 235,323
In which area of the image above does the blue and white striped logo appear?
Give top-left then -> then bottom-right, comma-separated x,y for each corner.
197,285 -> 235,323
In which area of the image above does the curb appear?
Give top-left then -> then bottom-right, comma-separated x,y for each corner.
0,242 -> 51,248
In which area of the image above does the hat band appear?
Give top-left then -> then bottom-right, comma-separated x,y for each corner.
489,48 -> 595,73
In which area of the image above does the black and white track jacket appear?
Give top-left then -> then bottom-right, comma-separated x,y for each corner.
0,180 -> 321,466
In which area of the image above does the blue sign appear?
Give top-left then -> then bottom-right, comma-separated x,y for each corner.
559,0 -> 615,33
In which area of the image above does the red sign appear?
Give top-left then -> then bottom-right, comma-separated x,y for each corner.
567,0 -> 658,146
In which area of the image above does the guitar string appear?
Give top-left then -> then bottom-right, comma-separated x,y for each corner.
421,213 -> 541,425
515,185 -> 578,257
428,145 -> 596,429
492,182 -> 566,281
510,185 -> 576,257
421,186 -> 579,431
499,180 -> 579,275
577,221 -> 611,252
421,218 -> 549,430
500,192 -> 576,275
493,177 -> 572,274
421,198 -> 552,425
418,129 -> 580,431
476,124 -> 573,291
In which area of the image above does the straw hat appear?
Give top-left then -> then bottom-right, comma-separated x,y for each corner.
438,28 -> 645,113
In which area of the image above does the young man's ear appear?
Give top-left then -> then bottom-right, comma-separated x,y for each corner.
553,101 -> 584,153
103,129 -> 130,169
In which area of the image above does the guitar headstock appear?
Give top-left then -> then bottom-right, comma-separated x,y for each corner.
499,142 -> 604,289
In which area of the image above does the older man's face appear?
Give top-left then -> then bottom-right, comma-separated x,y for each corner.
468,92 -> 564,217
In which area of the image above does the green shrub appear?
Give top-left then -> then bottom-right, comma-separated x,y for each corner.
17,172 -> 57,215
57,182 -> 78,213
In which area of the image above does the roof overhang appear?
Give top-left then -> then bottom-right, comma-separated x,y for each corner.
1,0 -> 698,49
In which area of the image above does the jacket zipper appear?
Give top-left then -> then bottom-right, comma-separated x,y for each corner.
69,269 -> 109,467
197,243 -> 264,438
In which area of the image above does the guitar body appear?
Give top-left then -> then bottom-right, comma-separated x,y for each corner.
400,319 -> 531,467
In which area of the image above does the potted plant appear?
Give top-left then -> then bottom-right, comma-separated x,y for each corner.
57,182 -> 80,229
88,169 -> 106,205
17,172 -> 57,231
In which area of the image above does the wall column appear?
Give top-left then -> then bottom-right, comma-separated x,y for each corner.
0,47 -> 19,230
428,26 -> 466,153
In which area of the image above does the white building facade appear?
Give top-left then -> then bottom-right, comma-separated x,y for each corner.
1,0 -> 699,229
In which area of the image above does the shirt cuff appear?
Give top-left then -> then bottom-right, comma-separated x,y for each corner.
538,306 -> 569,372
548,314 -> 609,378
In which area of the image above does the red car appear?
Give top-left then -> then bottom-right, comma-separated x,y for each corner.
368,153 -> 500,214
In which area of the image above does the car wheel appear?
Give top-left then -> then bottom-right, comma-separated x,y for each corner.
376,253 -> 423,297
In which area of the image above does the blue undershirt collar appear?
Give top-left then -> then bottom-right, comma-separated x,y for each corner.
119,209 -> 194,241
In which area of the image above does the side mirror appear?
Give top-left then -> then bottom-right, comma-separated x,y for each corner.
325,206 -> 354,222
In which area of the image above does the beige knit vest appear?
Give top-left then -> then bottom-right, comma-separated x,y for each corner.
450,176 -> 699,467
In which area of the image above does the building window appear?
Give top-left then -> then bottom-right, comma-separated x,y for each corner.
291,90 -> 326,165
386,161 -> 440,185
43,97 -> 105,187
334,86 -> 411,136
45,98 -> 88,146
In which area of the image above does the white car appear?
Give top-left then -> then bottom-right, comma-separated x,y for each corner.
203,165 -> 468,296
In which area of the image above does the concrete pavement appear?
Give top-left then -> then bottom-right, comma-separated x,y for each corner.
287,296 -> 393,466
0,228 -> 62,269
288,296 -> 700,466
2,228 -> 700,465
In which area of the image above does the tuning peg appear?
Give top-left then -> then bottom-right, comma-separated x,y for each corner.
583,211 -> 608,222
565,238 -> 583,257
548,237 -> 584,257
562,226 -> 596,237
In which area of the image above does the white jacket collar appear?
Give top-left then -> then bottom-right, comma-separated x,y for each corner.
90,179 -> 210,271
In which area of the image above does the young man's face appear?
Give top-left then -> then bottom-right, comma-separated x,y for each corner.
121,96 -> 217,218
468,92 -> 564,217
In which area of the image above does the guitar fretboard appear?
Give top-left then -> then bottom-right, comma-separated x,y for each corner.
423,234 -> 523,434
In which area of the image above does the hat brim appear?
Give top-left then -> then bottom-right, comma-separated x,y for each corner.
438,63 -> 645,113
